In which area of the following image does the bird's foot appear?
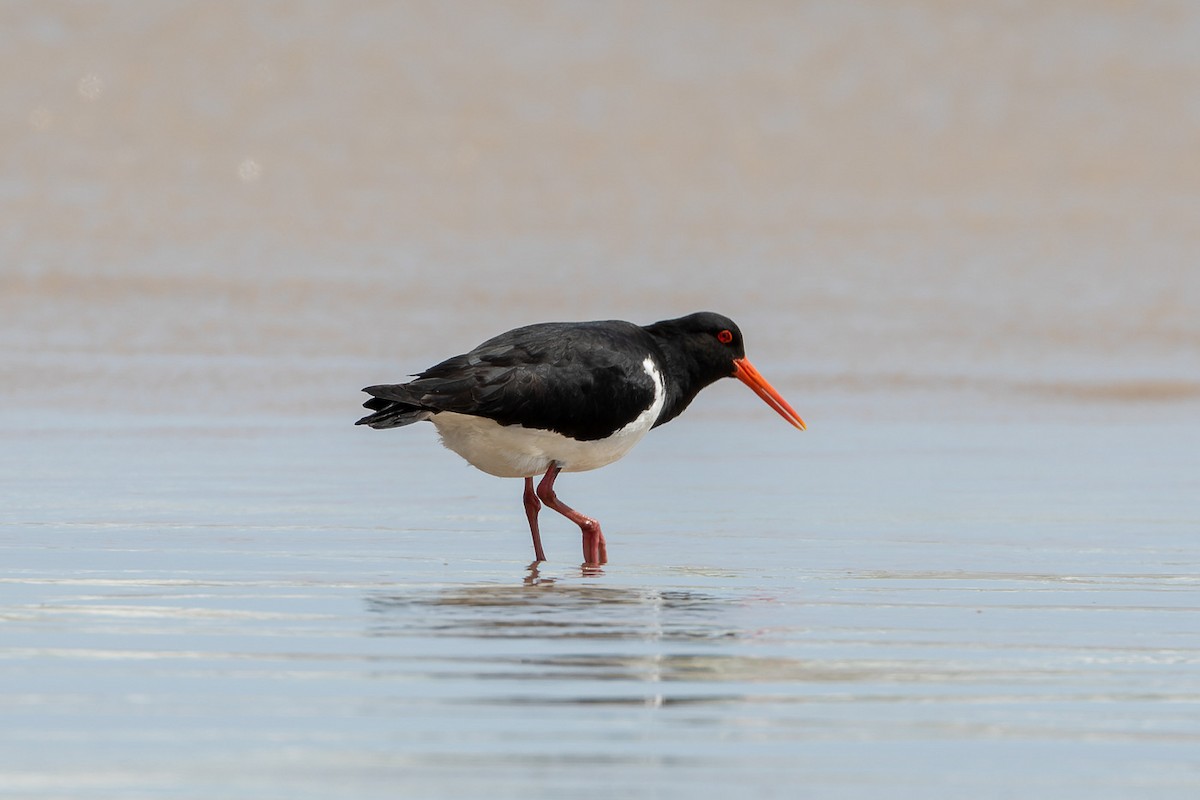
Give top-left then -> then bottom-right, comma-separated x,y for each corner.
581,520 -> 607,566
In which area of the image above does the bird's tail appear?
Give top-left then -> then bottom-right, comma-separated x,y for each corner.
355,386 -> 433,429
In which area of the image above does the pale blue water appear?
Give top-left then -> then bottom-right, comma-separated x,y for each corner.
3,413 -> 1198,798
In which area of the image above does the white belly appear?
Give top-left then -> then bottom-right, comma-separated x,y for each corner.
429,356 -> 666,478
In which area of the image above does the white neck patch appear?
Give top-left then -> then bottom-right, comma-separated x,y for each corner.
614,356 -> 665,437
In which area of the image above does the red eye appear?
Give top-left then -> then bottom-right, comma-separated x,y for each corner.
717,329 -> 733,344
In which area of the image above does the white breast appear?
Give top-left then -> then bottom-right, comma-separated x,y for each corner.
429,356 -> 666,478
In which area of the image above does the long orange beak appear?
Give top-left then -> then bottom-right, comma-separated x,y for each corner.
733,358 -> 806,430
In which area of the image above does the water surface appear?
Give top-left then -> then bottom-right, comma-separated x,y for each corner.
3,416 -> 1198,797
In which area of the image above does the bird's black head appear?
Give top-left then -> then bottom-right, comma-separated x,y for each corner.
645,311 -> 746,382
644,310 -> 806,431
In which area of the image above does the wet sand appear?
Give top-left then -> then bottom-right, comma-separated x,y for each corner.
4,2 -> 1200,797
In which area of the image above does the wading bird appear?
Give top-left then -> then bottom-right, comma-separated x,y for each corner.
357,312 -> 804,565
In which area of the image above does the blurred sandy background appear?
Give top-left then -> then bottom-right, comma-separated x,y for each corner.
3,1 -> 1198,420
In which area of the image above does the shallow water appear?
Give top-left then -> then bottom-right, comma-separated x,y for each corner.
4,2 -> 1200,797
3,415 -> 1198,797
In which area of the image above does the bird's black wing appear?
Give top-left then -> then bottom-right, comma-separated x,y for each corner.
359,321 -> 661,441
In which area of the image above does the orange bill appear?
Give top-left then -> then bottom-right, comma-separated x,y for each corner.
732,358 -> 806,430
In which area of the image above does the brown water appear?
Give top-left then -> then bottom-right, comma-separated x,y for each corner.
3,3 -> 1199,797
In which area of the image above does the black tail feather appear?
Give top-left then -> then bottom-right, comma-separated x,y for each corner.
356,385 -> 434,429
355,401 -> 430,429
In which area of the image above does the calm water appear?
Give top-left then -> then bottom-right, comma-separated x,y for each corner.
4,2 -> 1200,798
3,414 -> 1197,797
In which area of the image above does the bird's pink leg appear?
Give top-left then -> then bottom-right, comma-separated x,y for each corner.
523,476 -> 547,562
536,463 -> 607,565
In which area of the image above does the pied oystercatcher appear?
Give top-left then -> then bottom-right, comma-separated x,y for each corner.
356,311 -> 804,565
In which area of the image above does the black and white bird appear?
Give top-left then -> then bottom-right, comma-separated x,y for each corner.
356,311 -> 804,565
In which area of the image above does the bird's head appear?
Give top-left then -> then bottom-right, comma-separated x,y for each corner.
648,311 -> 806,430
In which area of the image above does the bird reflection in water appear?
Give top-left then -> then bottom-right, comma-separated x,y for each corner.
361,571 -> 896,707
365,569 -> 726,643
524,560 -> 604,584
364,574 -> 735,705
